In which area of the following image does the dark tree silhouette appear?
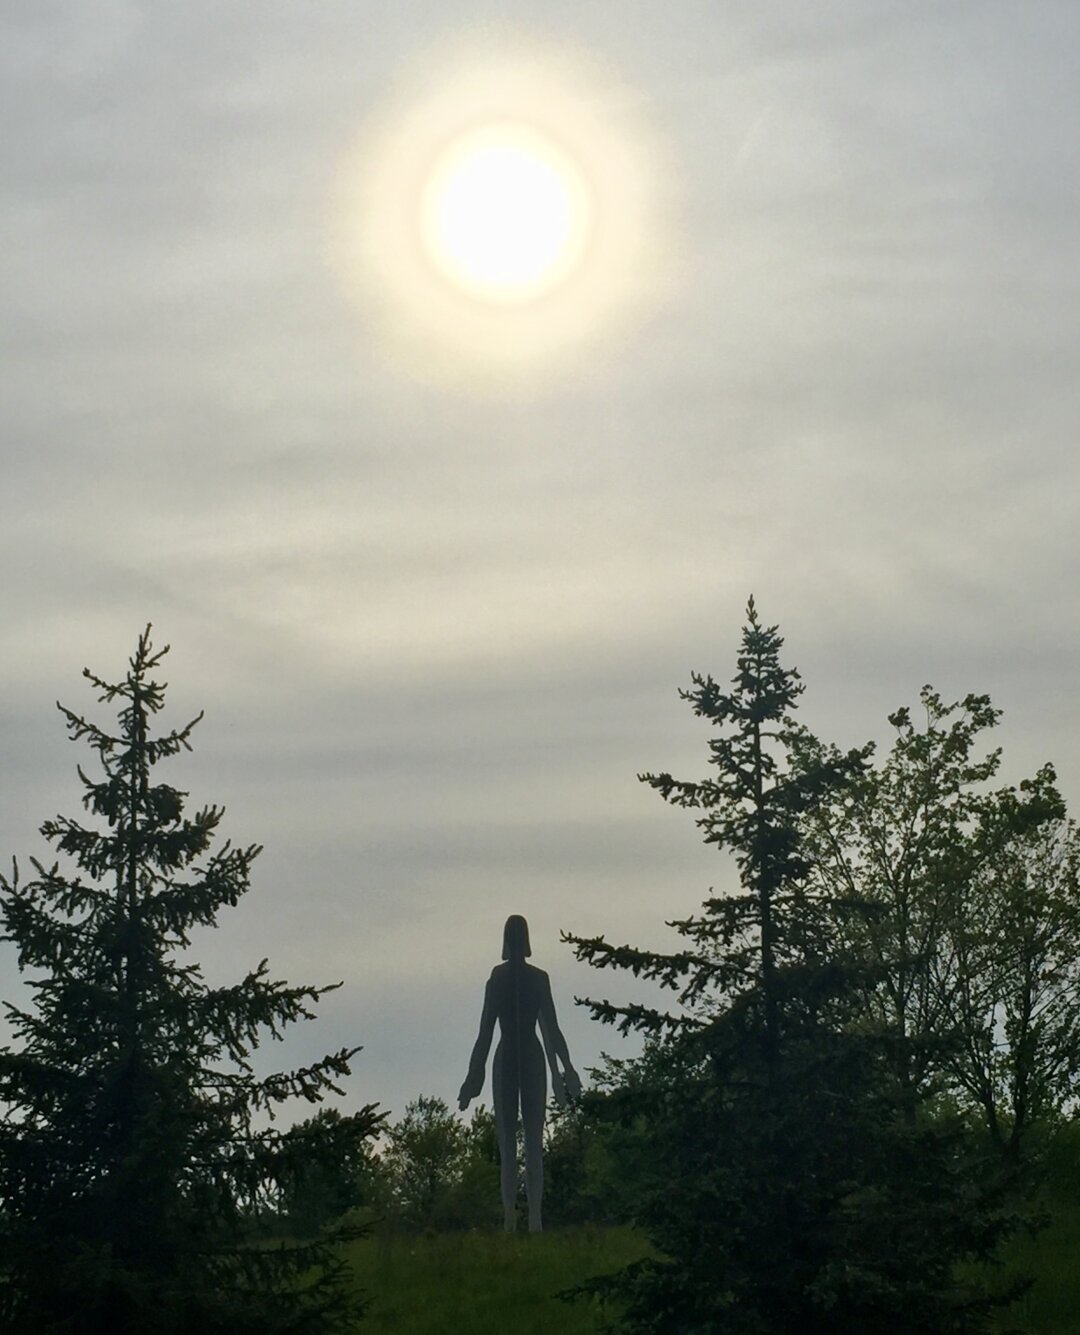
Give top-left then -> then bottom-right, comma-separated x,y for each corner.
276,1106 -> 383,1239
564,599 -> 1023,1334
0,628 -> 383,1335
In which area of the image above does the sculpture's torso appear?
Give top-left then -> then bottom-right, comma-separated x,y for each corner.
490,961 -> 547,1109
489,960 -> 546,1036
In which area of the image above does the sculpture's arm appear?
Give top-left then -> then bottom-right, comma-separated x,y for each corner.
538,971 -> 582,1104
458,974 -> 497,1111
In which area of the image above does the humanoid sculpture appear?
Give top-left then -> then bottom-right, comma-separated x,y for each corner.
458,915 -> 581,1232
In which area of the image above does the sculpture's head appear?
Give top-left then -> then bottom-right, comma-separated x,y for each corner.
502,914 -> 531,960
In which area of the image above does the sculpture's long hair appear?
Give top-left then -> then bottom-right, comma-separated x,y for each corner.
501,914 -> 531,961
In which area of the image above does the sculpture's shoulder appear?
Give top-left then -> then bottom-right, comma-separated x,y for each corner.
523,963 -> 551,992
489,961 -> 549,990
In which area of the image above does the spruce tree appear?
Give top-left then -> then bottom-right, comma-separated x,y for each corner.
0,628 -> 382,1335
564,600 -> 1022,1334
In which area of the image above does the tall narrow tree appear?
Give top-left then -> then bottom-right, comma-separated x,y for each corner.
565,601 -> 1022,1333
0,628 -> 382,1335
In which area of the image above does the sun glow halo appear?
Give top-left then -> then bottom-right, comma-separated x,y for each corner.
420,124 -> 591,303
335,39 -> 673,383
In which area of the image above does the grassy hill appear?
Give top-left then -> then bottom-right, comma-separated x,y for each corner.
344,1225 -> 648,1335
339,1181 -> 1080,1335
338,1124 -> 1080,1335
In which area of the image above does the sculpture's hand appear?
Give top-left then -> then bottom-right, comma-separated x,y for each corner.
563,1065 -> 582,1100
458,1072 -> 483,1111
551,1069 -> 568,1107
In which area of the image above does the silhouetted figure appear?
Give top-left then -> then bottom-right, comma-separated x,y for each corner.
459,915 -> 581,1232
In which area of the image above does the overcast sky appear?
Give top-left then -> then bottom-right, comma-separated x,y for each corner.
2,1 -> 1079,1126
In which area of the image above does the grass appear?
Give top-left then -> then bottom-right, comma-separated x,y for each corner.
344,1225 -> 649,1335
987,1127 -> 1080,1334
991,1209 -> 1080,1334
339,1125 -> 1080,1335
342,1204 -> 1080,1335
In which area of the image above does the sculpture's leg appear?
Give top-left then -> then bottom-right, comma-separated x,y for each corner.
499,1122 -> 518,1233
521,1037 -> 547,1232
524,1119 -> 544,1232
492,1045 -> 518,1232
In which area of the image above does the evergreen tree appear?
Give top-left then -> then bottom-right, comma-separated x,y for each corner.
564,600 -> 1022,1333
0,628 -> 383,1335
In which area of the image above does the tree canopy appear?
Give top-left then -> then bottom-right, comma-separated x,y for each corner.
564,600 -> 1029,1333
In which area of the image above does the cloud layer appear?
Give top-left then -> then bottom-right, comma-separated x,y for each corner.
2,1 -> 1078,1119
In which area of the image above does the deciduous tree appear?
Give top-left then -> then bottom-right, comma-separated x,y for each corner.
937,785 -> 1079,1161
798,692 -> 1077,1163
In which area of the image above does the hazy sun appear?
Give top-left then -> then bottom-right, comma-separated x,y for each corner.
334,37 -> 673,383
420,123 -> 592,304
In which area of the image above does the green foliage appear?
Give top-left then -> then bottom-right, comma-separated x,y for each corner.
277,1107 -> 384,1239
0,629 -> 383,1334
378,1097 -> 502,1233
564,600 -> 1024,1333
366,1092 -> 618,1235
541,1097 -> 616,1228
798,689 -> 1080,1163
381,1095 -> 463,1231
796,689 -> 1005,1107
947,805 -> 1080,1160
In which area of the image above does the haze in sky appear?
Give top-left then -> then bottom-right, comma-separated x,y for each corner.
2,1 -> 1078,1123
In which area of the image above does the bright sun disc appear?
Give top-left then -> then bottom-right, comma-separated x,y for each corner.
420,123 -> 592,304
335,38 -> 674,383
